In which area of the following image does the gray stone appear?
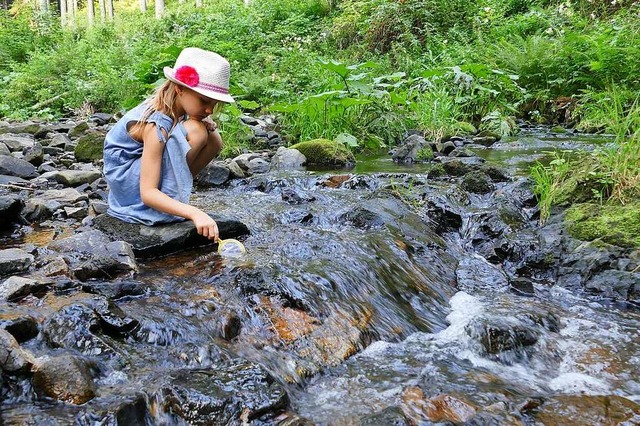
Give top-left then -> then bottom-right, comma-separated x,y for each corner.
0,248 -> 34,277
47,229 -> 138,280
456,255 -> 509,292
0,154 -> 38,178
23,188 -> 88,221
0,328 -> 34,372
270,147 -> 306,171
248,157 -> 270,175
0,133 -> 35,152
93,213 -> 250,258
54,169 -> 102,186
23,141 -> 44,166
227,160 -> 245,178
0,275 -> 47,301
196,162 -> 230,186
0,142 -> 10,155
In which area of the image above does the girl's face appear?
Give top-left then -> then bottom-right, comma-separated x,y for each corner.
176,87 -> 218,121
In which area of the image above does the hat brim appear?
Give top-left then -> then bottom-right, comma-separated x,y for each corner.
163,66 -> 235,104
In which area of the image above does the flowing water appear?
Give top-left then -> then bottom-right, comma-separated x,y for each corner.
2,128 -> 639,424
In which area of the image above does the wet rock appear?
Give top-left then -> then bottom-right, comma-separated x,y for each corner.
270,146 -> 306,170
0,315 -> 39,343
93,213 -> 250,258
281,187 -> 316,205
0,328 -> 35,372
196,162 -> 231,186
0,275 -> 48,302
466,319 -> 539,358
533,395 -> 640,425
279,209 -> 314,226
341,207 -> 386,229
0,154 -> 38,178
212,309 -> 242,340
42,302 -> 118,357
472,135 -> 498,146
456,256 -> 509,292
76,392 -> 151,426
585,269 -> 640,301
74,131 -> 105,162
360,406 -> 409,425
441,159 -> 473,176
461,171 -> 495,194
47,229 -> 137,280
0,248 -> 34,277
158,361 -> 289,425
32,354 -> 97,404
82,280 -> 149,300
400,387 -> 477,424
390,134 -> 432,164
0,195 -> 24,229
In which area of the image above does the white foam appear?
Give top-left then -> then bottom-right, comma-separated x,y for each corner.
548,372 -> 610,394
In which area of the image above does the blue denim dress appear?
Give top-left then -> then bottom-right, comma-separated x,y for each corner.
103,103 -> 193,225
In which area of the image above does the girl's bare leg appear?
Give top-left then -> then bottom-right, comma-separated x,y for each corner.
182,119 -> 223,177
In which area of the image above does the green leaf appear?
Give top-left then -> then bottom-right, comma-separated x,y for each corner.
238,100 -> 260,110
336,132 -> 359,147
319,60 -> 351,78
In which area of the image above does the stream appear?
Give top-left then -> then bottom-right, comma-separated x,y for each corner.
2,127 -> 639,424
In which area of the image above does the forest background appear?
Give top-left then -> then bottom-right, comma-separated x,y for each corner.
1,0 -> 639,243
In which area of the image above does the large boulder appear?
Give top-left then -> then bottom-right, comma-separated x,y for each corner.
93,213 -> 250,258
289,139 -> 355,167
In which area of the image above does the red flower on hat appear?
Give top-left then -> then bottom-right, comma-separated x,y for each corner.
174,65 -> 200,87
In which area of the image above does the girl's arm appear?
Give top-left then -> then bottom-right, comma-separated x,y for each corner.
139,123 -> 219,240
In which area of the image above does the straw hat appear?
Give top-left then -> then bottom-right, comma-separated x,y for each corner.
163,47 -> 235,103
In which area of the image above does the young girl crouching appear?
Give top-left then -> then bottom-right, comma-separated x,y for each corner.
103,47 -> 234,241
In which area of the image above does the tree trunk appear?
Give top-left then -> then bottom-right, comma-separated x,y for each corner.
87,0 -> 94,26
60,0 -> 67,25
139,0 -> 146,12
155,0 -> 164,19
66,0 -> 74,27
38,0 -> 48,12
106,0 -> 113,21
98,0 -> 105,22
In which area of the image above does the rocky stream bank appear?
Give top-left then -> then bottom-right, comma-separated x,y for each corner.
1,114 -> 639,425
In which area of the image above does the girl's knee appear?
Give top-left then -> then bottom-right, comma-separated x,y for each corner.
183,119 -> 208,149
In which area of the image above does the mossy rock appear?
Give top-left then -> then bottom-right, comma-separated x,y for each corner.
565,201 -> 640,248
290,139 -> 355,167
74,131 -> 105,162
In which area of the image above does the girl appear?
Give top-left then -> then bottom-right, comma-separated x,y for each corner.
103,47 -> 234,241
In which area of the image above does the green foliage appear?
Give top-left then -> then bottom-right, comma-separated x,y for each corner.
271,59 -> 406,151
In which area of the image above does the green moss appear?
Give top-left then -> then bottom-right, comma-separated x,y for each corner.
290,138 -> 355,166
74,132 -> 105,162
416,147 -> 434,161
565,201 -> 640,248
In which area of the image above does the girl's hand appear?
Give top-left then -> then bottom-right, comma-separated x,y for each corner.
201,117 -> 218,133
191,209 -> 219,241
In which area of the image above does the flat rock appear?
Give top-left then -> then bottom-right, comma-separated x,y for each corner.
93,213 -> 250,258
0,248 -> 34,277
